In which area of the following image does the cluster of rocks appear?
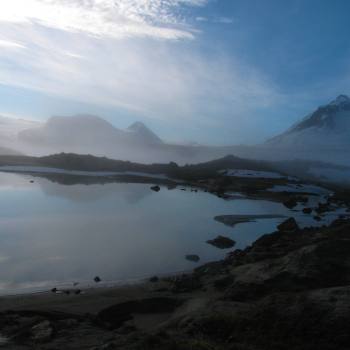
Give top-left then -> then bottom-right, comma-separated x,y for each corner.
283,195 -> 308,209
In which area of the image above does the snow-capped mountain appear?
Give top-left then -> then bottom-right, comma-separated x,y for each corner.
263,95 -> 350,163
266,95 -> 350,151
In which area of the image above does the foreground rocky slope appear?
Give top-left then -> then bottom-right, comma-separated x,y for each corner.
1,215 -> 350,350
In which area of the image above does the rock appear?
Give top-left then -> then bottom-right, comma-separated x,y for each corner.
283,198 -> 298,209
277,217 -> 299,232
99,343 -> 116,350
98,297 -> 183,328
303,208 -> 313,214
170,274 -> 202,293
185,254 -> 200,262
116,320 -> 136,334
316,203 -> 330,214
31,320 -> 53,343
207,235 -> 236,249
94,276 -> 102,283
297,196 -> 309,204
150,185 -> 160,192
330,218 -> 350,228
213,275 -> 235,290
149,276 -> 159,283
0,336 -> 9,347
215,214 -> 285,227
56,318 -> 79,329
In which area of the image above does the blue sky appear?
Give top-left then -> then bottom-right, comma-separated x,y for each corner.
0,0 -> 349,145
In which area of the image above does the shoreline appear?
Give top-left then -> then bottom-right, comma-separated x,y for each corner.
0,267 -> 195,298
1,217 -> 350,349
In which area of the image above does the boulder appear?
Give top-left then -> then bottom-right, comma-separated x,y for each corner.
277,218 -> 299,232
31,320 -> 53,343
283,199 -> 298,209
97,297 -> 183,328
302,208 -> 312,214
185,254 -> 200,262
170,274 -> 202,293
207,235 -> 236,249
150,185 -> 160,192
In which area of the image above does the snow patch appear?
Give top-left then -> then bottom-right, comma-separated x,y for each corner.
268,183 -> 331,195
219,169 -> 295,179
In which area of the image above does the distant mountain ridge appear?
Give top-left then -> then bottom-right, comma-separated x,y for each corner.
0,95 -> 349,166
15,115 -> 163,158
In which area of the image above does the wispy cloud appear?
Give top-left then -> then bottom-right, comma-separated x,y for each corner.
215,17 -> 234,24
0,0 -> 282,140
0,39 -> 26,49
0,0 -> 207,40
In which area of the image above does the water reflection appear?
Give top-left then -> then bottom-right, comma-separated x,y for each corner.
0,172 -> 290,294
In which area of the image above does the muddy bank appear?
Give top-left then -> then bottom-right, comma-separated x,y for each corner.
1,217 -> 350,349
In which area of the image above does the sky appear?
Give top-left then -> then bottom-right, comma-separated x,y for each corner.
0,0 -> 349,145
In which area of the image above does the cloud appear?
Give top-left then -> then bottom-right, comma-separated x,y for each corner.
0,25 -> 280,123
0,0 -> 207,40
0,0 -> 282,141
195,16 -> 208,22
215,17 -> 234,24
62,51 -> 85,59
0,39 -> 26,49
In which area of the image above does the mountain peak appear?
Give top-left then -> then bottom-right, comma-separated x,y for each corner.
330,94 -> 350,106
127,121 -> 162,144
265,95 -> 350,149
289,94 -> 350,133
128,121 -> 148,131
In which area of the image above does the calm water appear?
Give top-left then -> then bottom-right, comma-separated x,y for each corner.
0,172 -> 296,294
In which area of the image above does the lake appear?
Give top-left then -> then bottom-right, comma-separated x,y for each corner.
0,172 -> 319,295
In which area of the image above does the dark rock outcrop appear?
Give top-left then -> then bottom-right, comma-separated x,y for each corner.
277,217 -> 299,232
185,254 -> 200,262
303,207 -> 313,214
207,235 -> 236,249
97,297 -> 183,329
